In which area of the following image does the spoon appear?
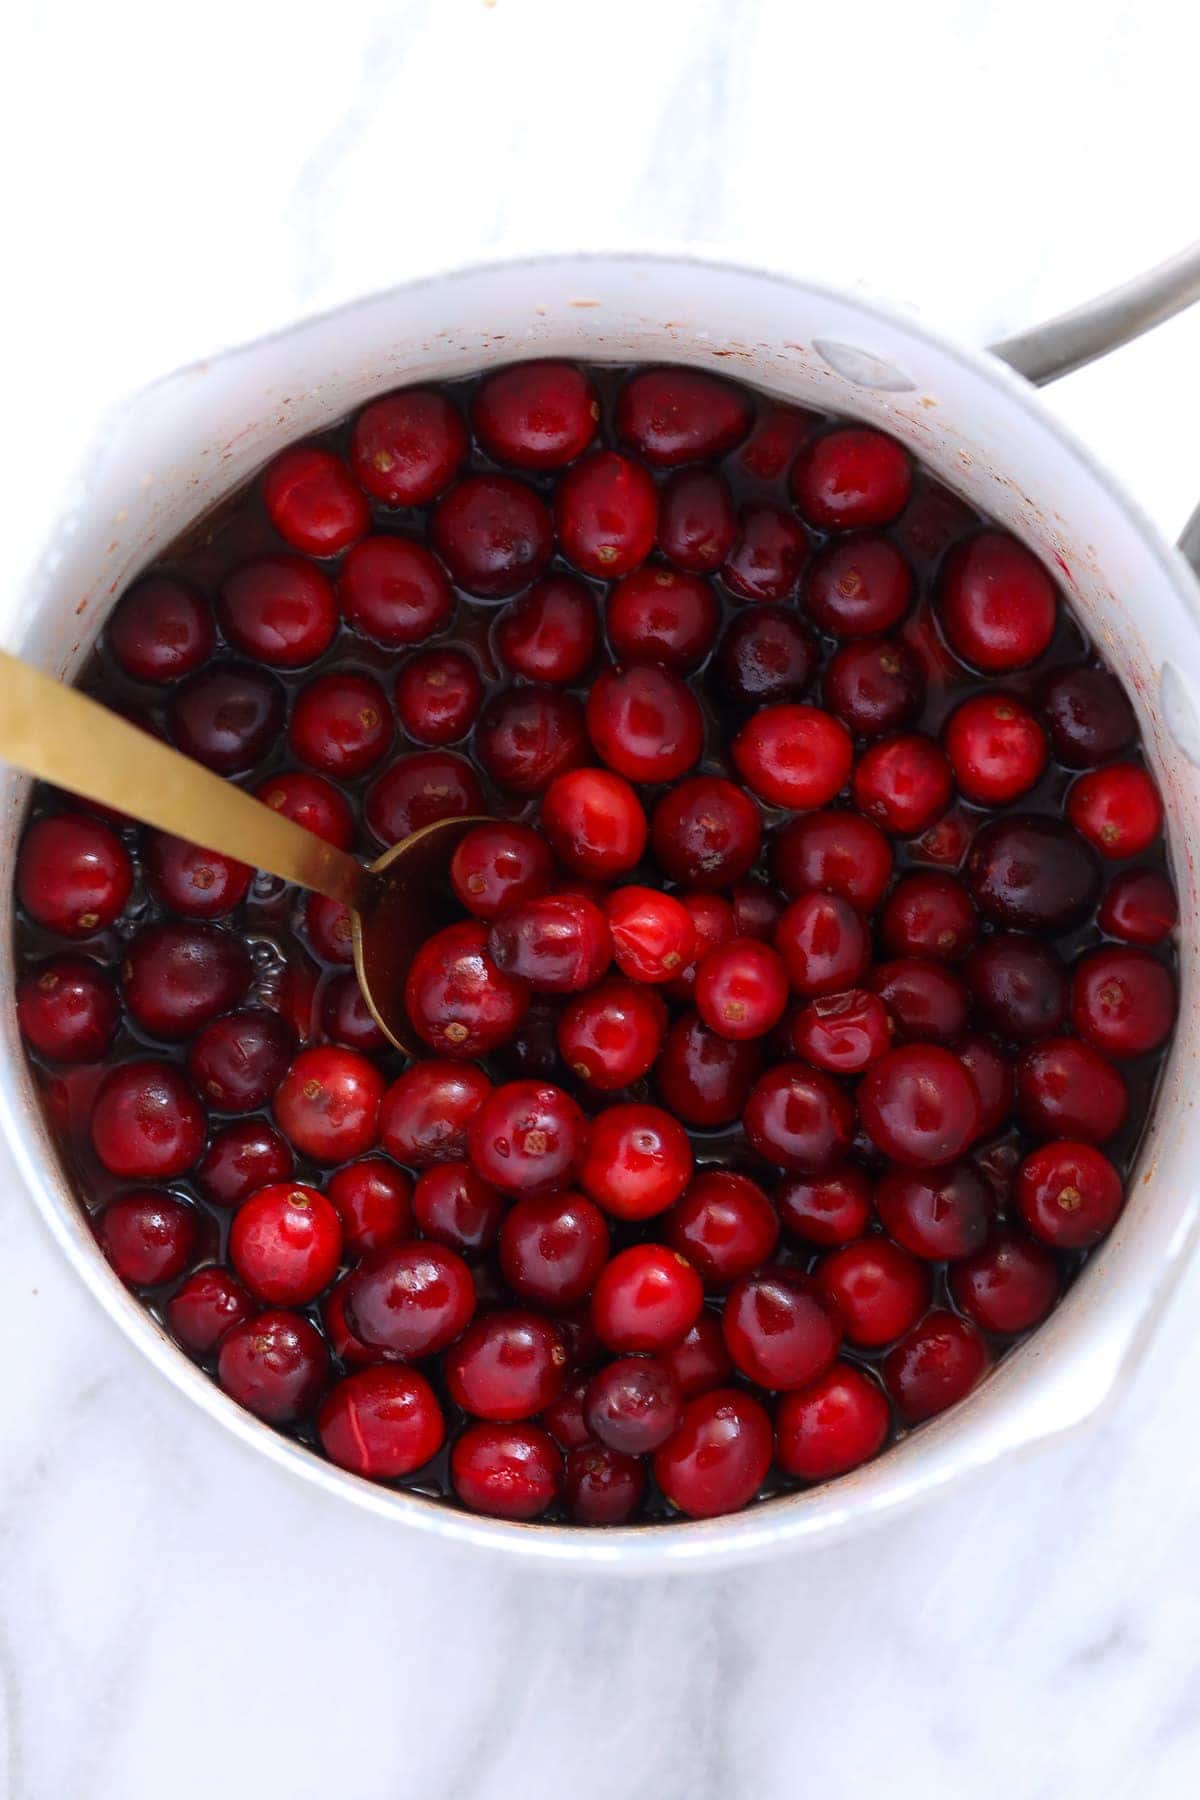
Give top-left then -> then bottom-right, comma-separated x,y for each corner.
0,651 -> 485,1055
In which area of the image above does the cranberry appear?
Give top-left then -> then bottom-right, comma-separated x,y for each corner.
660,1312 -> 735,1398
744,1062 -> 854,1174
289,670 -> 392,778
665,1170 -> 779,1288
950,1229 -> 1060,1335
655,1010 -> 763,1128
118,920 -> 249,1042
775,892 -> 870,998
217,1309 -> 329,1423
584,1356 -> 682,1454
858,1044 -> 981,1168
475,686 -> 588,794
17,813 -> 132,936
579,1103 -> 693,1221
776,1364 -> 891,1481
564,1443 -> 646,1524
869,957 -> 968,1044
108,575 -> 215,683
96,1189 -> 199,1288
411,1161 -> 504,1255
881,872 -> 977,963
303,893 -> 355,965
273,1045 -> 384,1162
379,1060 -> 491,1166
555,451 -> 657,577
186,1008 -> 296,1111
876,1162 -> 990,1261
788,987 -> 891,1074
499,1191 -> 610,1308
616,366 -> 751,465
658,466 -> 738,572
467,1080 -> 587,1198
957,1034 -> 1014,1137
495,574 -> 599,684
404,920 -> 528,1057
338,535 -> 454,647
435,473 -> 554,598
143,829 -> 254,919
345,1241 -> 476,1356
540,768 -> 647,877
816,1238 -> 929,1347
392,647 -> 482,745
261,444 -> 367,554
967,934 -> 1067,1042
823,636 -> 926,737
229,1182 -> 343,1306
732,875 -> 798,944
1018,1139 -> 1124,1249
91,1058 -> 205,1179
607,566 -> 718,672
722,1267 -> 840,1389
17,956 -> 119,1063
717,605 -> 818,708
166,1266 -> 255,1357
1041,663 -> 1136,766
695,938 -> 789,1039
938,531 -> 1057,671
586,664 -> 704,784
654,1389 -> 773,1519
776,1167 -> 873,1247
733,704 -> 853,809
364,749 -> 484,847
1099,867 -> 1178,946
1069,947 -> 1176,1057
196,1119 -> 293,1208
487,894 -> 611,996
451,823 -> 555,921
967,815 -> 1100,930
557,978 -> 666,1091
350,387 -> 467,504
1067,763 -> 1163,860
737,402 -> 815,478
451,1421 -> 563,1520
648,780 -> 759,895
327,1159 -> 412,1256
320,971 -> 386,1051
590,1244 -> 704,1352
791,426 -> 911,530
543,1370 -> 593,1449
218,554 -> 338,668
722,503 -> 808,601
606,886 -> 695,984
170,662 -> 284,774
884,1309 -> 990,1422
770,810 -> 893,914
806,535 -> 914,636
852,733 -> 952,837
943,694 -> 1047,806
318,1365 -> 444,1479
472,360 -> 599,468
446,1310 -> 567,1421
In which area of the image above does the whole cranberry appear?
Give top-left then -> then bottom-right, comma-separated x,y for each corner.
170,662 -> 285,773
166,1266 -> 255,1357
446,1310 -> 568,1421
717,605 -> 818,708
658,466 -> 738,571
776,1167 -> 873,1247
120,921 -> 251,1042
354,387 -> 468,506
196,1119 -> 293,1207
451,822 -> 556,921
1040,663 -> 1136,766
881,871 -> 977,963
791,426 -> 912,530
770,810 -> 894,914
564,1443 -> 646,1525
393,647 -> 483,745
540,768 -> 648,877
288,670 -> 392,777
655,1011 -> 763,1128
608,566 -> 719,671
318,1365 -> 444,1478
606,886 -> 696,984
1067,763 -> 1163,860
499,1191 -> 610,1308
327,1159 -> 413,1256
966,934 -> 1067,1043
432,474 -> 553,598
230,1182 -> 343,1306
379,1061 -> 492,1166
219,553 -> 339,666
467,1080 -> 588,1198
943,693 -> 1047,805
345,1240 -> 475,1356
90,1060 -> 205,1178
337,535 -> 454,647
273,1046 -> 384,1162
858,1045 -> 981,1168
109,575 -> 215,683
869,957 -> 969,1044
320,971 -> 387,1052
776,1364 -> 891,1481
957,1035 -> 1014,1138
402,920 -> 527,1058
695,938 -> 789,1040
649,778 -> 761,893
475,686 -> 588,794
257,774 -> 355,858
557,979 -> 667,1091
852,733 -> 953,837
412,1161 -> 506,1255
1017,1140 -> 1124,1247
654,1389 -> 774,1519
733,704 -> 853,809
584,1356 -> 682,1456
451,1422 -> 563,1520
967,815 -> 1100,930
788,987 -> 891,1074
616,366 -> 751,465
187,1008 -> 296,1112
144,828 -> 255,918
950,1230 -> 1059,1334
744,1063 -> 854,1174
472,360 -> 599,468
365,749 -> 484,847
489,894 -> 612,995
823,636 -> 926,737
722,503 -> 809,602
217,1309 -> 330,1423
722,1267 -> 841,1390
939,530 -> 1058,671
586,664 -> 704,784
17,813 -> 132,936
665,1170 -> 779,1289
1069,947 -> 1176,1057
659,1312 -> 735,1398
96,1189 -> 199,1288
591,1244 -> 704,1352
816,1238 -> 930,1347
806,535 -> 914,637
303,893 -> 355,965
17,956 -> 119,1062
262,444 -> 368,555
579,1103 -> 693,1221
737,402 -> 815,478
883,1309 -> 990,1423
775,892 -> 870,997
876,1163 -> 991,1260
494,574 -> 599,684
555,451 -> 658,577
1099,867 -> 1178,946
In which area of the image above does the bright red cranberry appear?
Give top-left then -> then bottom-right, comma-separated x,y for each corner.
823,636 -> 925,737
451,823 -> 555,921
144,828 -> 255,918
586,664 -> 704,784
606,886 -> 695,984
966,934 -> 1067,1043
1017,1139 -> 1124,1248
788,987 -> 891,1074
770,810 -> 893,914
187,1008 -> 296,1112
473,360 -> 598,468
412,1161 -> 506,1256
557,979 -> 666,1091
694,938 -> 789,1039
607,566 -> 719,672
658,466 -> 738,572
777,1363 -> 891,1481
950,1229 -> 1060,1335
320,971 -> 386,1051
166,1266 -> 255,1357
257,774 -> 354,857
649,778 -> 760,893
938,531 -> 1057,671
393,648 -> 482,745
957,1035 -> 1014,1137
1069,947 -> 1176,1057
326,1159 -> 412,1256
91,1051 -> 206,1180
303,893 -> 355,965
219,553 -> 339,667
616,366 -> 751,466
791,427 -> 912,530
365,749 -> 484,848
776,1167 -> 873,1247
806,535 -> 914,636
722,503 -> 808,601
579,1103 -> 693,1222
229,1182 -> 343,1306
564,1443 -> 646,1524
338,534 -> 454,646
17,813 -> 132,936
654,1389 -> 774,1518
744,1063 -> 854,1174
1067,763 -> 1163,860
665,1170 -> 779,1289
120,921 -> 250,1041
446,1310 -> 568,1421
733,704 -> 853,810
170,662 -> 284,773
881,871 -> 977,962
774,892 -> 870,998
1040,663 -> 1136,766
488,893 -> 611,995
667,892 -> 737,998
433,474 -> 553,599
451,1421 -> 563,1520
591,1244 -> 704,1352
555,450 -> 658,577
499,1191 -> 610,1308
852,733 -> 952,837
349,387 -> 467,504
655,1010 -> 762,1128
109,575 -> 215,683
379,1061 -> 492,1166
858,1045 -> 981,1168
717,605 -> 818,709
722,1267 -> 840,1390
404,920 -> 528,1057
96,1189 -> 199,1288
816,1238 -> 930,1347
217,1309 -> 329,1423
876,1163 -> 991,1260
273,1045 -> 384,1162
262,445 -> 368,555
583,1356 -> 682,1456
345,1240 -> 476,1356
967,814 -> 1100,929
884,1309 -> 990,1422
195,1119 -> 293,1207
475,686 -> 588,794
659,1312 -> 734,1398
540,768 -> 648,877
318,1365 -> 444,1478
467,1080 -> 587,1198
17,956 -> 119,1062
289,670 -> 392,777
943,693 -> 1047,805
495,574 -> 599,684
869,957 -> 969,1044
1099,867 -> 1178,945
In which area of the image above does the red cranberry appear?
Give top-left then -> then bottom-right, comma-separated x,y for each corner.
119,921 -> 251,1042
606,886 -> 695,984
321,1277 -> 392,1368
472,360 -> 599,468
543,1370 -> 593,1449
966,935 -> 1067,1043
349,388 -> 467,504
770,810 -> 893,914
722,1267 -> 840,1390
869,957 -> 969,1044
944,694 -> 1047,805
776,1364 -> 891,1481
17,956 -> 119,1062
379,1060 -> 492,1166
564,1443 -> 646,1524
446,1310 -> 567,1421
467,1080 -> 587,1198
957,1035 -> 1015,1137
823,636 -> 925,737
557,979 -> 666,1091
230,1182 -> 343,1306
654,1388 -> 773,1519
1040,663 -> 1136,766
590,1243 -> 704,1352
345,1240 -> 476,1356
852,733 -> 952,837
791,426 -> 912,530
722,503 -> 808,601
1099,867 -> 1178,946
433,474 -> 553,599
488,893 -> 611,995
744,1063 -> 854,1174
817,1238 -> 929,1347
109,575 -> 215,683
736,402 -> 814,478
17,813 -> 132,936
318,1365 -> 444,1478
608,566 -> 719,672
144,828 -> 255,918
451,823 -> 555,921
1070,947 -> 1176,1057
584,1356 -> 682,1454
732,877 -> 786,943
665,1170 -> 779,1288
451,1422 -> 562,1520
257,774 -> 354,856
187,1008 -> 296,1112
876,1163 -> 990,1261
1017,1140 -> 1123,1248
262,445 -> 368,556
858,1045 -> 981,1168
393,647 -> 482,745
938,531 -> 1057,671
495,574 -> 599,683
273,1045 -> 384,1162
717,605 -> 818,708
950,1230 -> 1060,1335
412,1161 -> 505,1256
881,871 -> 977,962
586,664 -> 704,784
320,971 -> 387,1051
788,988 -> 891,1074
655,1010 -> 763,1128
651,792 -> 759,906
540,768 -> 647,877
337,535 -> 454,647
667,892 -> 737,999
170,662 -> 284,773
776,1167 -> 873,1247
475,686 -> 588,794
219,553 -> 339,667
303,893 -> 355,965
217,1309 -> 329,1423
695,938 -> 789,1040
884,1309 -> 990,1422
660,1312 -> 735,1399
1067,763 -> 1163,860
166,1266 -> 255,1357
658,466 -> 738,572
733,704 -> 853,809
404,920 -> 528,1057
806,535 -> 914,636
96,1189 -> 199,1288
499,1191 -> 610,1308
289,670 -> 392,777
327,1159 -> 412,1256
369,751 -> 485,851
616,366 -> 751,465
555,451 -> 658,577
196,1119 -> 293,1207
967,814 -> 1100,930
774,892 -> 870,997
579,1103 -> 693,1221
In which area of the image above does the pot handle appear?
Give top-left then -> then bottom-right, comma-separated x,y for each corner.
988,241 -> 1200,573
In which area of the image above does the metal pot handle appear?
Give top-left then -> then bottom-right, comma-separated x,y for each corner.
988,242 -> 1200,573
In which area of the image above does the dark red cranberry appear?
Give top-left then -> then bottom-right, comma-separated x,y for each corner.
695,938 -> 789,1040
557,978 -> 666,1091
472,360 -> 599,468
121,921 -> 251,1041
499,1191 -> 610,1308
806,535 -> 914,636
733,704 -> 853,809
412,1161 -> 505,1255
1040,663 -> 1136,766
579,1103 -> 693,1221
451,1422 -> 562,1520
665,1170 -> 779,1289
540,768 -> 648,877
650,778 -> 760,892
966,935 -> 1067,1043
653,1389 -> 773,1519
884,1309 -> 990,1422
322,1277 -> 394,1368
950,1230 -> 1059,1334
774,892 -> 870,997
586,664 -> 704,784
744,1062 -> 854,1174
1067,763 -> 1163,860
405,920 -> 528,1057
660,1312 -> 735,1398
17,956 -> 119,1062
345,1241 -> 476,1356
229,1182 -> 343,1306
791,427 -> 912,530
616,366 -> 751,466
96,1189 -> 199,1288
770,810 -> 893,913
467,1080 -> 588,1198
555,451 -> 658,577
957,1035 -> 1014,1138
289,669 -> 392,778
590,1243 -> 704,1352
432,474 -> 553,599
776,1364 -> 891,1481
170,662 -> 284,773
722,1267 -> 840,1390
451,823 -> 555,921
912,806 -> 973,869
393,647 -> 482,744
944,693 -> 1047,805
716,605 -> 818,709
17,813 -> 132,935
967,814 -> 1100,930
737,402 -> 815,478
446,1310 -> 568,1421
489,893 -> 612,994
584,1356 -> 682,1454
543,1370 -> 593,1449
1017,1139 -> 1123,1247
881,871 -> 977,962
1099,867 -> 1178,945
273,1045 -> 384,1162
327,1159 -> 412,1256
788,987 -> 891,1074
217,1309 -> 330,1423
776,1167 -> 873,1247
564,1443 -> 646,1524
858,1044 -> 981,1168
91,1060 -> 206,1179
379,1060 -> 492,1166
108,575 -> 215,683
475,686 -> 588,794
318,1365 -> 444,1478
349,387 -> 467,504
938,531 -> 1057,671
166,1266 -> 255,1357
195,1119 -> 293,1207
219,553 -> 339,666
876,1163 -> 991,1260
494,574 -> 599,684
186,1008 -> 296,1111
655,1010 -> 763,1128
823,636 -> 925,737
369,750 -> 485,850
722,503 -> 808,601
869,957 -> 969,1044
817,1238 -> 930,1347
320,971 -> 386,1052
730,877 -> 786,943
607,566 -> 719,672
144,829 -> 254,918
667,892 -> 737,999
658,466 -> 738,571
1069,947 -> 1176,1057
606,886 -> 695,984
303,893 -> 355,964
337,534 -> 454,647
852,732 -> 952,837
257,772 -> 354,852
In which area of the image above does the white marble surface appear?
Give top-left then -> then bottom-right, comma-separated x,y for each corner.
4,2 -> 1200,1794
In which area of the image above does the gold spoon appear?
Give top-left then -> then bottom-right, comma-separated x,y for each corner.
0,651 -> 485,1055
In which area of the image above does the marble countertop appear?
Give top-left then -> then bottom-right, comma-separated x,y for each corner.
4,2 -> 1200,1794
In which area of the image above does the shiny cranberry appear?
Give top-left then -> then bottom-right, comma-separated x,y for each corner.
869,957 -> 968,1044
1040,663 -> 1136,766
467,1080 -> 587,1198
289,670 -> 392,778
694,938 -> 788,1040
658,466 -> 738,571
659,1312 -> 735,1398
379,1060 -> 492,1166
876,1163 -> 990,1261
338,534 -> 454,646
411,1160 -> 504,1255
816,1238 -> 929,1347
170,662 -> 284,773
808,537 -> 913,637
350,387 -> 467,504
584,1356 -> 682,1456
166,1266 -> 255,1357
938,531 -> 1057,671
404,920 -> 528,1057
186,1008 -> 296,1112
1017,1140 -> 1123,1248
17,813 -> 132,936
1069,947 -> 1176,1057
273,1045 -> 384,1162
499,1191 -> 610,1309
1067,763 -> 1163,860
777,1364 -> 891,1481
823,636 -> 925,738
615,366 -> 751,465
543,1370 -> 593,1449
433,474 -> 553,598
852,733 -> 953,837
770,809 -> 893,913
91,1060 -> 205,1180
858,1044 -> 981,1167
884,1309 -> 990,1422
881,871 -> 977,963
788,987 -> 890,1074
791,427 -> 911,530
373,754 -> 487,853
472,360 -> 598,468
950,1229 -> 1060,1335
555,450 -> 657,577
649,783 -> 758,897
580,1103 -> 693,1222
966,934 -> 1066,1043
586,664 -> 704,784
445,1310 -> 567,1422
1099,867 -> 1178,945
774,892 -> 869,998
716,605 -> 817,709
345,1240 -> 475,1355
557,978 -> 666,1091
326,1159 -> 412,1256
943,694 -> 1047,805
605,886 -> 695,985
722,503 -> 808,601
722,1267 -> 840,1389
450,822 -> 555,921
667,892 -> 738,999
967,814 -> 1100,929
733,704 -> 852,809
392,647 -> 482,745
258,774 -> 354,856
564,1443 -> 646,1524
261,445 -> 367,555
96,1189 -> 199,1288
654,1388 -> 773,1519
143,829 -> 254,919
301,893 -> 353,965
776,1167 -> 873,1247
229,1182 -> 342,1306
318,1365 -> 444,1478
489,893 -> 612,994
217,1309 -> 329,1423
121,922 -> 251,1041
108,575 -> 215,683
319,971 -> 385,1051
451,1421 -> 563,1519
495,574 -> 598,683
655,1010 -> 762,1128
219,554 -> 338,667
735,401 -> 814,477
665,1170 -> 779,1289
195,1119 -> 293,1207
957,1035 -> 1014,1137
728,881 -> 783,947
475,686 -> 588,794
607,566 -> 718,671
591,1243 -> 704,1352
744,1062 -> 854,1174
17,955 -> 119,1062
540,768 -> 647,877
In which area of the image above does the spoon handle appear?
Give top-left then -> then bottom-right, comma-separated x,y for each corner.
0,652 -> 364,907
